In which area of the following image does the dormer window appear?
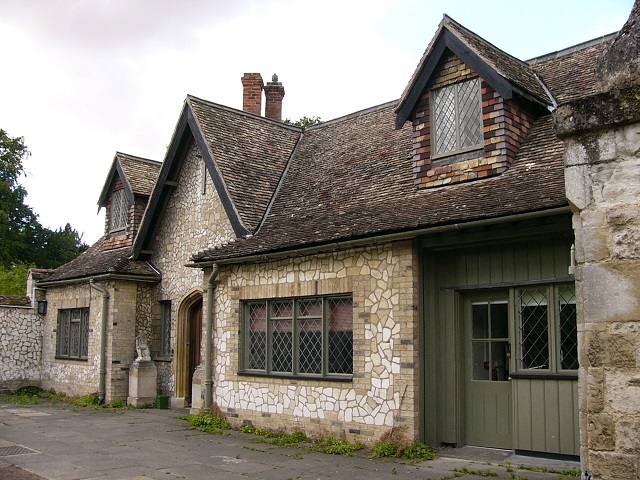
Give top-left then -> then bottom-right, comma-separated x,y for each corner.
432,78 -> 483,157
110,188 -> 128,232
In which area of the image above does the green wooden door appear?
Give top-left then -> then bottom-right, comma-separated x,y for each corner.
465,295 -> 512,449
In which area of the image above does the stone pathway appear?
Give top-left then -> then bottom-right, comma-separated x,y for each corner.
0,401 -> 581,480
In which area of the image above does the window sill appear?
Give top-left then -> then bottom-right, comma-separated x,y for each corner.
238,370 -> 353,383
431,146 -> 484,165
55,357 -> 88,362
153,356 -> 173,362
510,371 -> 577,381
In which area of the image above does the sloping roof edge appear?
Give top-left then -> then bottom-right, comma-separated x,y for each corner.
132,98 -> 253,258
395,15 -> 551,129
97,154 -> 133,210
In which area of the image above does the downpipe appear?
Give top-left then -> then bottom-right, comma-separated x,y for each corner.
204,264 -> 220,413
89,279 -> 109,404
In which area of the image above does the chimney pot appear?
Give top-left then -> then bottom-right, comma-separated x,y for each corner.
264,74 -> 285,122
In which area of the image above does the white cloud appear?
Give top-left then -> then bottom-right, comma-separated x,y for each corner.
0,0 -> 634,245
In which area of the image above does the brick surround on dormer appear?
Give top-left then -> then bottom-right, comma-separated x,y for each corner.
412,52 -> 537,188
102,177 -> 149,251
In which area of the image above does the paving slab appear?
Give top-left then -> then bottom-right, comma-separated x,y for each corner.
0,400 -> 581,480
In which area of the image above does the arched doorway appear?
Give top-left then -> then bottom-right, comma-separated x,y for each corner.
175,291 -> 203,406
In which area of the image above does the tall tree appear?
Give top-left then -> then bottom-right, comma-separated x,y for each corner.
0,129 -> 87,272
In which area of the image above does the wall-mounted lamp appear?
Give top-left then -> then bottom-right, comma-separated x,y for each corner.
37,300 -> 48,315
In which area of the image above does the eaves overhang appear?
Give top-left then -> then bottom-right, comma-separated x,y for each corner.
395,28 -> 551,129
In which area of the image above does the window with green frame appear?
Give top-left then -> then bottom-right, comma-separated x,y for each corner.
517,284 -> 577,372
160,301 -> 172,357
242,295 -> 353,378
56,308 -> 89,360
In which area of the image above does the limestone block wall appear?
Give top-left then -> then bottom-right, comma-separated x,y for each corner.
0,305 -> 42,390
107,281 -> 139,401
40,284 -> 101,397
211,240 -> 420,444
149,139 -> 236,395
563,123 -> 640,478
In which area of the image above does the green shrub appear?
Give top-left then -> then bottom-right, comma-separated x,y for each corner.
109,399 -> 127,408
399,441 -> 436,461
372,441 -> 397,458
72,394 -> 99,407
184,413 -> 231,432
271,431 -> 306,446
319,437 -> 364,455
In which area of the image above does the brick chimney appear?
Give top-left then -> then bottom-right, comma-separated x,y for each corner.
264,73 -> 285,122
241,73 -> 264,116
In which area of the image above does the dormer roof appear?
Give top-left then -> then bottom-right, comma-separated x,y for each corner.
97,152 -> 161,209
395,15 -> 554,128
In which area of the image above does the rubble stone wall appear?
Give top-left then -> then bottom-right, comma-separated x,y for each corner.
0,305 -> 42,390
150,140 -> 236,395
211,240 -> 420,445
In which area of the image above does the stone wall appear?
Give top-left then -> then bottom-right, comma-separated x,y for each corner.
0,305 -> 42,390
149,139 -> 236,396
40,283 -> 101,397
210,240 -> 420,444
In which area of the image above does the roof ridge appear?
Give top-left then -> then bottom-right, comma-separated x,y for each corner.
306,100 -> 399,130
527,32 -> 618,65
186,94 -> 301,132
116,152 -> 162,165
443,15 -> 534,70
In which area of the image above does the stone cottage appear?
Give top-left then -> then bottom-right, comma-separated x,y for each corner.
6,4 -> 635,479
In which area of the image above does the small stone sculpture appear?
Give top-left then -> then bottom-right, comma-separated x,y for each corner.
135,332 -> 151,361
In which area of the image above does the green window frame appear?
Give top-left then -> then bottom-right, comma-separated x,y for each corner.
160,301 -> 172,357
517,284 -> 577,372
241,295 -> 353,379
56,308 -> 89,360
432,77 -> 484,157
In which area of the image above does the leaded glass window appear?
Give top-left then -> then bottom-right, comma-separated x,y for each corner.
110,189 -> 128,231
243,295 -> 353,378
160,301 -> 172,357
56,308 -> 89,360
432,78 -> 483,156
517,284 -> 578,372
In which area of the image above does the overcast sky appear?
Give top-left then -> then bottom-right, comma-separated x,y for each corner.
0,0 -> 633,246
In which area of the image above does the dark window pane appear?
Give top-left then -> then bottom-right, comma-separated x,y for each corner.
271,318 -> 292,373
519,289 -> 549,370
490,302 -> 509,339
248,303 -> 267,370
559,286 -> 578,370
81,309 -> 89,358
472,303 -> 489,339
328,298 -> 353,374
491,341 -> 509,381
472,341 -> 490,380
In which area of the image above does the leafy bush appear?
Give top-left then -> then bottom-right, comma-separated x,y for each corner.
184,413 -> 231,432
318,437 -> 364,455
109,399 -> 127,408
399,441 -> 436,461
270,431 -> 307,446
72,395 -> 99,407
372,441 -> 397,458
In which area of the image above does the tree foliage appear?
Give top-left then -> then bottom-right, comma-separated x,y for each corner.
0,263 -> 29,295
0,129 -> 88,293
284,116 -> 322,132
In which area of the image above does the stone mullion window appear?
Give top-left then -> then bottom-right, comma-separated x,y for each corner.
56,307 -> 89,360
242,295 -> 353,379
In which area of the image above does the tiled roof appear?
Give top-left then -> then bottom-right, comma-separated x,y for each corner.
444,17 -> 551,104
117,153 -> 161,197
192,105 -> 566,262
41,238 -> 160,284
530,37 -> 613,104
188,96 -> 301,232
28,268 -> 55,280
0,296 -> 31,307
97,152 -> 161,209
